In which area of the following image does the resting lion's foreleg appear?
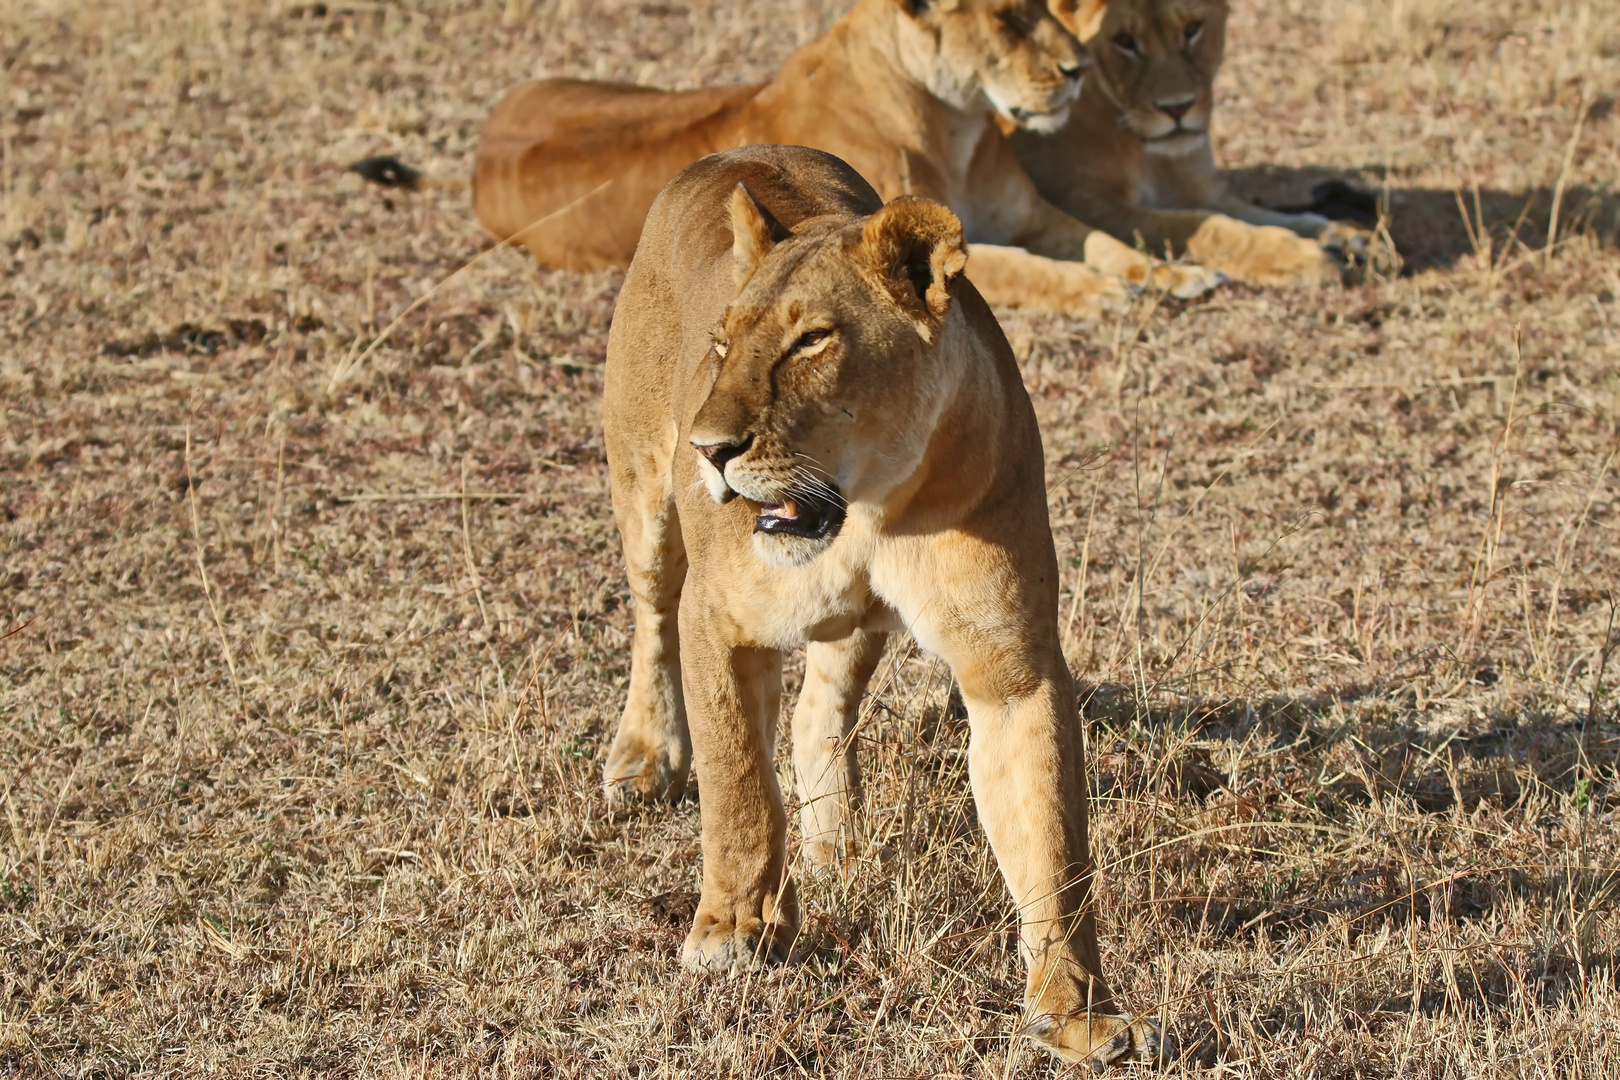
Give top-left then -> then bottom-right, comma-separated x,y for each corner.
792,628 -> 887,869
967,244 -> 1133,316
1184,213 -> 1343,287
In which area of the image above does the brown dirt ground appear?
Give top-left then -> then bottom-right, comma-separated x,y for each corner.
2,0 -> 1618,1076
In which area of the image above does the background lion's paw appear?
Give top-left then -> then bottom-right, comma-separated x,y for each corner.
1155,262 -> 1227,300
1320,220 -> 1400,279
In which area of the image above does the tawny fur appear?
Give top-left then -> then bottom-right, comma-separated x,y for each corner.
1006,0 -> 1371,286
601,143 -> 1163,1071
468,0 -> 1222,314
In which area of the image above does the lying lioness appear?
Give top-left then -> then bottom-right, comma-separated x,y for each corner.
604,142 -> 1159,1068
359,0 -> 1221,314
1003,0 -> 1371,285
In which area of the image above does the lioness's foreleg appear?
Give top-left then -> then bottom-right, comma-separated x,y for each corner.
603,467 -> 691,802
901,531 -> 1164,1070
792,628 -> 887,869
959,675 -> 1162,1067
679,601 -> 797,973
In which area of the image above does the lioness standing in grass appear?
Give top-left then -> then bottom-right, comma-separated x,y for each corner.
1003,0 -> 1372,285
602,142 -> 1161,1069
358,0 -> 1221,315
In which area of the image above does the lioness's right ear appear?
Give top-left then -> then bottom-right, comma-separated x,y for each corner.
857,195 -> 967,325
729,183 -> 786,291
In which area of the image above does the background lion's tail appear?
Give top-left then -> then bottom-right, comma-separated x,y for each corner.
348,156 -> 469,193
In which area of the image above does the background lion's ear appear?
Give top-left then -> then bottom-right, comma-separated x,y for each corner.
729,183 -> 787,291
858,196 -> 967,322
893,0 -> 958,17
1067,0 -> 1108,41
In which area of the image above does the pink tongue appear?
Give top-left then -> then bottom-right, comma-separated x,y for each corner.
760,498 -> 800,520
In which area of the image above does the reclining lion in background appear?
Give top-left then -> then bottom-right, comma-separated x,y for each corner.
605,141 -> 1161,1068
1006,0 -> 1372,285
356,0 -> 1222,315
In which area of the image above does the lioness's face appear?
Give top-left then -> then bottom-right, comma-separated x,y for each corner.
895,0 -> 1091,134
690,190 -> 967,568
1051,0 -> 1227,149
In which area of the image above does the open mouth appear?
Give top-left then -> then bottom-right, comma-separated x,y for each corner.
745,489 -> 846,541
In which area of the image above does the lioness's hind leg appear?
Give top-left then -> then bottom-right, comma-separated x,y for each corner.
603,474 -> 690,803
792,628 -> 887,869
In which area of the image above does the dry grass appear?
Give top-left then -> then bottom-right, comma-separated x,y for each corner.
3,0 -> 1619,1076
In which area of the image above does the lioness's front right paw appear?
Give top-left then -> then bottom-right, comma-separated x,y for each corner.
602,729 -> 689,803
1188,215 -> 1339,287
1027,1009 -> 1168,1070
681,911 -> 791,974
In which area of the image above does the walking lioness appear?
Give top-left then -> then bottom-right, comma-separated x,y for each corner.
602,143 -> 1161,1068
358,0 -> 1221,315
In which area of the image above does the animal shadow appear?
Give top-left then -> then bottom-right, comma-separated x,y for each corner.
1225,164 -> 1620,273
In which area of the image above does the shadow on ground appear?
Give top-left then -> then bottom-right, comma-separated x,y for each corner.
1226,165 -> 1620,273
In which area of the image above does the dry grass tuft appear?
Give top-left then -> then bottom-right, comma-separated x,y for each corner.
2,0 -> 1617,1076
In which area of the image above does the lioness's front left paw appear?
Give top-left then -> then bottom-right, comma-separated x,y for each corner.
681,910 -> 792,974
1027,1009 -> 1168,1071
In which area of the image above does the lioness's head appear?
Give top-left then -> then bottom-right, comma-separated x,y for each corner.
689,185 -> 969,568
1050,0 -> 1227,150
893,0 -> 1091,134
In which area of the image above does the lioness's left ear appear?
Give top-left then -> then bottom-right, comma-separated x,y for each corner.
858,196 -> 967,322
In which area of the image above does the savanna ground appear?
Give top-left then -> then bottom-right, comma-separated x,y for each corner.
2,0 -> 1619,1075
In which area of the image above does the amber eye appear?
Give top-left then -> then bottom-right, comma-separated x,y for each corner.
1113,31 -> 1140,55
786,329 -> 830,357
1184,20 -> 1204,45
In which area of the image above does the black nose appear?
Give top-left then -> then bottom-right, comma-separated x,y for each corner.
694,435 -> 751,473
1156,96 -> 1196,121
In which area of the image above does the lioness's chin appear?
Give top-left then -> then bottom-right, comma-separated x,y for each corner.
1142,131 -> 1209,156
752,532 -> 837,568
1005,103 -> 1073,135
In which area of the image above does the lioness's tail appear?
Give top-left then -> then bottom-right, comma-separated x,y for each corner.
348,156 -> 468,193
